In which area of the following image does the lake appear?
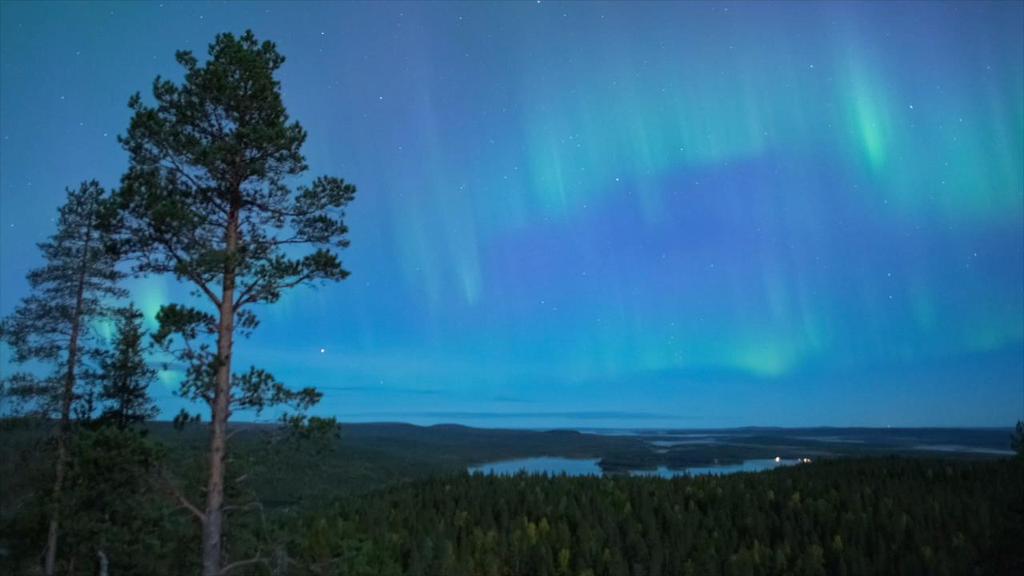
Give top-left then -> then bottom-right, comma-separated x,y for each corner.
468,457 -> 602,476
468,457 -> 801,478
629,458 -> 800,477
911,444 -> 1015,456
648,439 -> 716,447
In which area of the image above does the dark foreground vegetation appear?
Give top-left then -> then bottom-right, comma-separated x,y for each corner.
286,458 -> 1024,576
1,417 -> 1021,575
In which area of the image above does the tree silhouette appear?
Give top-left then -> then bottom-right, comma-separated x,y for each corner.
0,181 -> 124,576
94,304 -> 158,430
116,30 -> 354,575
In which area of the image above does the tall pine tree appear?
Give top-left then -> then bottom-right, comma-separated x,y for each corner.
0,180 -> 124,576
116,31 -> 355,575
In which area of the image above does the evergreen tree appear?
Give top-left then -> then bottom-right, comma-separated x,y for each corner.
0,181 -> 124,576
1011,421 -> 1024,458
62,426 -> 166,575
116,30 -> 355,575
63,306 -> 166,575
95,304 -> 158,429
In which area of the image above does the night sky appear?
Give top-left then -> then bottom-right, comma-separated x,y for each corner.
1,1 -> 1021,428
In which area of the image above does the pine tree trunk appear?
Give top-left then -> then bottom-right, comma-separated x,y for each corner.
44,225 -> 93,576
96,549 -> 109,576
43,389 -> 70,576
201,208 -> 239,576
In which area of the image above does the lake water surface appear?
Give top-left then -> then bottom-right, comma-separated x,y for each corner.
468,457 -> 800,478
629,459 -> 799,477
468,457 -> 602,476
911,444 -> 1015,456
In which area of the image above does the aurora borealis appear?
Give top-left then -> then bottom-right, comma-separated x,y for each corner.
1,1 -> 1022,427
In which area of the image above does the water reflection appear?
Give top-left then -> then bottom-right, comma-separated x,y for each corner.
468,457 -> 802,478
469,457 -> 602,476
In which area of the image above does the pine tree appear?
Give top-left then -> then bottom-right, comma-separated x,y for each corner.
116,30 -> 355,575
0,180 -> 124,576
95,304 -> 158,429
1011,421 -> 1024,458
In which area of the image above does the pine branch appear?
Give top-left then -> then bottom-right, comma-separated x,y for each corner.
159,469 -> 206,524
218,556 -> 267,575
152,232 -> 222,308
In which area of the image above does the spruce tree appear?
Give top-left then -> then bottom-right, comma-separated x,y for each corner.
62,426 -> 165,575
95,304 -> 158,429
1012,421 -> 1024,458
116,30 -> 355,575
0,180 -> 124,576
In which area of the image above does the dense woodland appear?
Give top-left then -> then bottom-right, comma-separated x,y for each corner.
299,459 -> 1024,576
1,423 -> 1021,575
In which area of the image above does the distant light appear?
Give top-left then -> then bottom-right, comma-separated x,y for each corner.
774,456 -> 781,463
319,348 -> 326,354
